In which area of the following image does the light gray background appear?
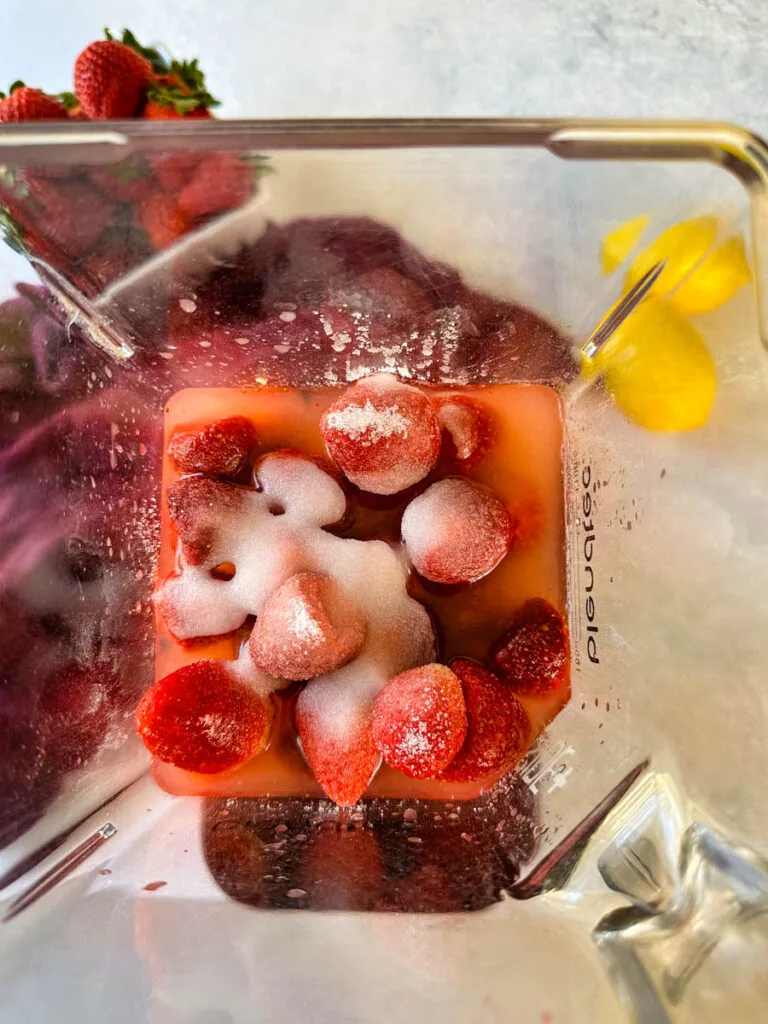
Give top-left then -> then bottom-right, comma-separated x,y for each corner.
0,0 -> 766,131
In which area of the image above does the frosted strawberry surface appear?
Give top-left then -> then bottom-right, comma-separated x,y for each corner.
151,381 -> 567,802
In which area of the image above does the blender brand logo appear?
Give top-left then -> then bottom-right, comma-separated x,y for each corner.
582,464 -> 599,665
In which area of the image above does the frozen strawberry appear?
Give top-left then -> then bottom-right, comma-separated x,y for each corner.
328,267 -> 434,318
135,659 -> 272,774
74,35 -> 152,119
439,660 -> 530,783
372,664 -> 467,779
138,193 -> 189,250
249,572 -> 366,681
0,689 -> 59,849
0,85 -> 68,122
320,374 -> 441,494
178,153 -> 253,221
168,416 -> 257,477
436,394 -> 495,466
490,598 -> 569,697
401,477 -> 513,584
255,449 -> 347,527
167,476 -> 248,564
155,569 -> 250,645
295,691 -> 380,806
38,662 -> 113,771
301,823 -> 383,910
380,862 -> 463,913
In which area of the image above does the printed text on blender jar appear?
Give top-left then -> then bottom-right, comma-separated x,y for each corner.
582,464 -> 599,665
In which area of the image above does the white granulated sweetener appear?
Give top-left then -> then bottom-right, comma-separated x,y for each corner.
324,400 -> 409,442
288,595 -> 323,641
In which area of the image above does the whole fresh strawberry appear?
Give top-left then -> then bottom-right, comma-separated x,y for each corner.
178,153 -> 254,220
74,32 -> 152,119
151,152 -> 204,192
138,192 -> 189,250
0,83 -> 68,122
90,159 -> 155,202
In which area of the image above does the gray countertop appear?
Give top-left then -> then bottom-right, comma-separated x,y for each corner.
2,0 -> 766,134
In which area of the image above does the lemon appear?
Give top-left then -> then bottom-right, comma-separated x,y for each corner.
585,298 -> 716,432
623,215 -> 750,315
624,215 -> 717,296
666,235 -> 750,315
600,214 -> 649,275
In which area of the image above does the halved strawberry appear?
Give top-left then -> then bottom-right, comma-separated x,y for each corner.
490,598 -> 570,697
168,416 -> 257,477
372,664 -> 467,779
435,394 -> 495,467
295,690 -> 380,806
401,477 -> 513,584
439,659 -> 530,783
135,660 -> 272,773
249,572 -> 366,681
320,374 -> 441,495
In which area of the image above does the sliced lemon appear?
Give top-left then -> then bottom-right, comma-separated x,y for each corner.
666,235 -> 751,315
600,214 -> 649,275
624,215 -> 718,298
623,215 -> 750,315
585,298 -> 716,432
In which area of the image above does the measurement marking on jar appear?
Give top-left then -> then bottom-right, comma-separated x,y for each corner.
520,738 -> 576,794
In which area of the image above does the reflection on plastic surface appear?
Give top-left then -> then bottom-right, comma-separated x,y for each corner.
202,773 -> 538,912
595,771 -> 768,1023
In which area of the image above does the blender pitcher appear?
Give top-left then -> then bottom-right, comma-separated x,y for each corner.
0,119 -> 766,1024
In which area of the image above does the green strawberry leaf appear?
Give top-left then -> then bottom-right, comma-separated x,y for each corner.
0,166 -> 30,198
0,208 -> 28,255
147,61 -> 220,115
57,91 -> 78,111
245,154 -> 274,177
106,27 -> 171,75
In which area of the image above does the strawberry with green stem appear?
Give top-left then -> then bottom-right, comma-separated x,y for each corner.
74,33 -> 153,119
107,28 -> 220,119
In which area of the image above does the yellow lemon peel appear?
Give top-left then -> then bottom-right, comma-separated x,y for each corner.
583,298 -> 716,432
600,214 -> 650,276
